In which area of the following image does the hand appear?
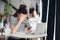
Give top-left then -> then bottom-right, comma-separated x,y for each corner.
19,14 -> 27,23
26,30 -> 31,33
24,27 -> 31,33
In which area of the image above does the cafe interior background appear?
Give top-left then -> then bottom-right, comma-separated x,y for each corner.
0,0 -> 57,40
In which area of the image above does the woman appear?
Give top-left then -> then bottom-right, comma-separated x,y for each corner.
29,7 -> 39,33
8,4 -> 31,40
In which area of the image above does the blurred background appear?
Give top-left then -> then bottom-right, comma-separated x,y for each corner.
0,0 -> 40,15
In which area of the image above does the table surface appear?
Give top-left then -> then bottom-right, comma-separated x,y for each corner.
10,32 -> 47,38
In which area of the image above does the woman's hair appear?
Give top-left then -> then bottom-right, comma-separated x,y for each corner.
13,4 -> 27,17
19,4 -> 26,9
29,8 -> 34,14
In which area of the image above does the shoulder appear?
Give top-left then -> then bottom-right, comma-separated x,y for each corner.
10,16 -> 15,19
10,16 -> 18,26
10,16 -> 18,23
10,16 -> 17,21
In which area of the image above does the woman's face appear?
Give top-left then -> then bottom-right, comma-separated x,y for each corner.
17,13 -> 28,20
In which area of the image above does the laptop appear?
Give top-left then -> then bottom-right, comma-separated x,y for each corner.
29,23 -> 46,35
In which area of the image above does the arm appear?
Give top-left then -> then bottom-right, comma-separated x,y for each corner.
24,19 -> 32,33
10,15 -> 27,33
11,20 -> 21,33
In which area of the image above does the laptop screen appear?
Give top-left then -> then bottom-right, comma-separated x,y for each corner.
35,23 -> 46,34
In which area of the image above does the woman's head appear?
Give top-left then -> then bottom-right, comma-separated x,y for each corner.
29,8 -> 35,17
29,8 -> 34,14
13,4 -> 27,17
19,4 -> 26,9
29,7 -> 37,17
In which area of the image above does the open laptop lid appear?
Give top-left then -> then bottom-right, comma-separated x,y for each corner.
35,23 -> 46,34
